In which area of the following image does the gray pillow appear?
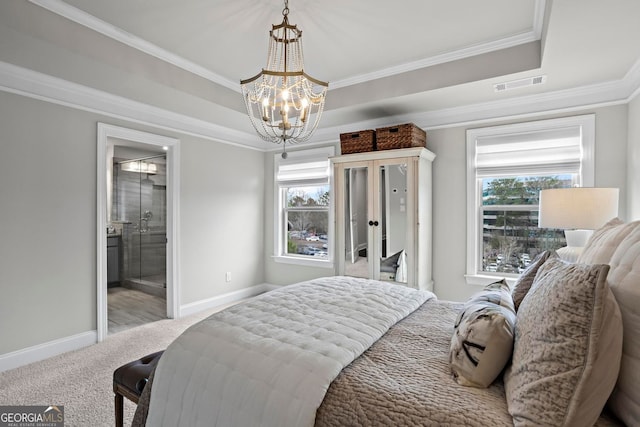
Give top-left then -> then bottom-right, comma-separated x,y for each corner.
449,279 -> 516,388
511,250 -> 556,311
504,258 -> 623,427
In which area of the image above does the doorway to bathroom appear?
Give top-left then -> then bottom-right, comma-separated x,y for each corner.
108,151 -> 167,333
115,153 -> 167,292
97,123 -> 180,341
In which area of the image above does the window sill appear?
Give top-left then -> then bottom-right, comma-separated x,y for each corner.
272,255 -> 334,269
465,274 -> 516,288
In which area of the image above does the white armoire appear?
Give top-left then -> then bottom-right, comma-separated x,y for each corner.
331,147 -> 435,291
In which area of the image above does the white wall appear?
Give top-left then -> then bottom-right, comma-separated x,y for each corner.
628,93 -> 640,220
0,91 -> 266,356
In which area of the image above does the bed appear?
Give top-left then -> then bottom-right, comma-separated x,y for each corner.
133,218 -> 640,426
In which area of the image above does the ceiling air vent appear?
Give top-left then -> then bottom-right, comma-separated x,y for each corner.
494,75 -> 546,92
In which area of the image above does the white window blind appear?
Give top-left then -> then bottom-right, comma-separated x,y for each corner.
475,127 -> 582,177
275,147 -> 333,186
276,159 -> 330,183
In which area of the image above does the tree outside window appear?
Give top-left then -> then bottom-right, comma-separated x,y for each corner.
481,175 -> 572,274
284,185 -> 330,258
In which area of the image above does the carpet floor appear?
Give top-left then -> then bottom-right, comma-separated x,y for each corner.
0,304 -> 233,427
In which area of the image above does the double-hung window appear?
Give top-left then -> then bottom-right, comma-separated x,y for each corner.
466,115 -> 595,282
274,146 -> 334,267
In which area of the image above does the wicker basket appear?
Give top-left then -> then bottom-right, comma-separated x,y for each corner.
376,123 -> 426,151
339,130 -> 376,154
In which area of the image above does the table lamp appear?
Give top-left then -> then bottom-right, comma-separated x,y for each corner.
538,188 -> 619,261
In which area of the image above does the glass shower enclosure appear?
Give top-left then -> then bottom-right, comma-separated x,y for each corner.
112,155 -> 167,298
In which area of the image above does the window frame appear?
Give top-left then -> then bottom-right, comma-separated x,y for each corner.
273,146 -> 334,268
465,115 -> 595,285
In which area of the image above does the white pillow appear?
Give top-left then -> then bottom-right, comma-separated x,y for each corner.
599,220 -> 640,426
449,280 -> 516,388
577,217 -> 626,265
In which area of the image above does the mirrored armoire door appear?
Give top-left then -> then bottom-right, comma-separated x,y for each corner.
332,148 -> 435,291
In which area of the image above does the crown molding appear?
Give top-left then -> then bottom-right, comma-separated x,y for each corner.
329,0 -> 546,89
0,61 -> 263,150
532,0 -> 546,40
30,0 -> 546,94
28,0 -> 240,93
1,54 -> 639,152
330,32 -> 540,90
314,0 -> 547,90
416,79 -> 631,130
308,57 -> 640,144
624,56 -> 640,102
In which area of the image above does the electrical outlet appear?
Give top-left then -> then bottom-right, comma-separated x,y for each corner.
225,272 -> 231,282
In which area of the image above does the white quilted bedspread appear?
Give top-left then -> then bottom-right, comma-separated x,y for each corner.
146,276 -> 434,427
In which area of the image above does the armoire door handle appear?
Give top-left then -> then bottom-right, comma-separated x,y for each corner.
368,220 -> 379,226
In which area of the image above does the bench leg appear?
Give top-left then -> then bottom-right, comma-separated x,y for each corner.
115,392 -> 124,427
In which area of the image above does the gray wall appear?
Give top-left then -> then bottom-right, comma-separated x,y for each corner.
428,105 -> 629,302
180,136 -> 264,304
264,105 -> 632,302
0,81 -> 635,356
0,91 -> 96,354
0,91 -> 265,355
263,147 -> 336,285
628,95 -> 640,220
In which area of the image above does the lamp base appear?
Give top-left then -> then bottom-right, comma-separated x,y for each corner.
564,229 -> 593,247
557,229 -> 594,263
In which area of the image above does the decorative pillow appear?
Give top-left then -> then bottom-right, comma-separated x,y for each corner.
504,258 -> 623,427
450,279 -> 516,388
597,220 -> 640,426
511,250 -> 556,311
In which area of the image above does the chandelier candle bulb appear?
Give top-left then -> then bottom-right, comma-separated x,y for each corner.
300,98 -> 309,122
262,98 -> 270,121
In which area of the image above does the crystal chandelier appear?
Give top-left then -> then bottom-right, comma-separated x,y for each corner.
240,0 -> 328,158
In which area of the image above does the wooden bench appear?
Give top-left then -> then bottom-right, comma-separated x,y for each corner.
113,351 -> 164,427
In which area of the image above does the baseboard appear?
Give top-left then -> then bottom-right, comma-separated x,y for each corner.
179,283 -> 279,317
0,331 -> 97,373
0,284 -> 282,373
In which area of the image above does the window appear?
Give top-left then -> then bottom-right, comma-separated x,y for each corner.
274,146 -> 334,267
466,115 -> 595,282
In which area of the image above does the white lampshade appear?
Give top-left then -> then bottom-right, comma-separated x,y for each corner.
538,188 -> 619,230
539,188 -> 619,261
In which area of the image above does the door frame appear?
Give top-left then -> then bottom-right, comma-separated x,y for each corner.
96,123 -> 181,342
